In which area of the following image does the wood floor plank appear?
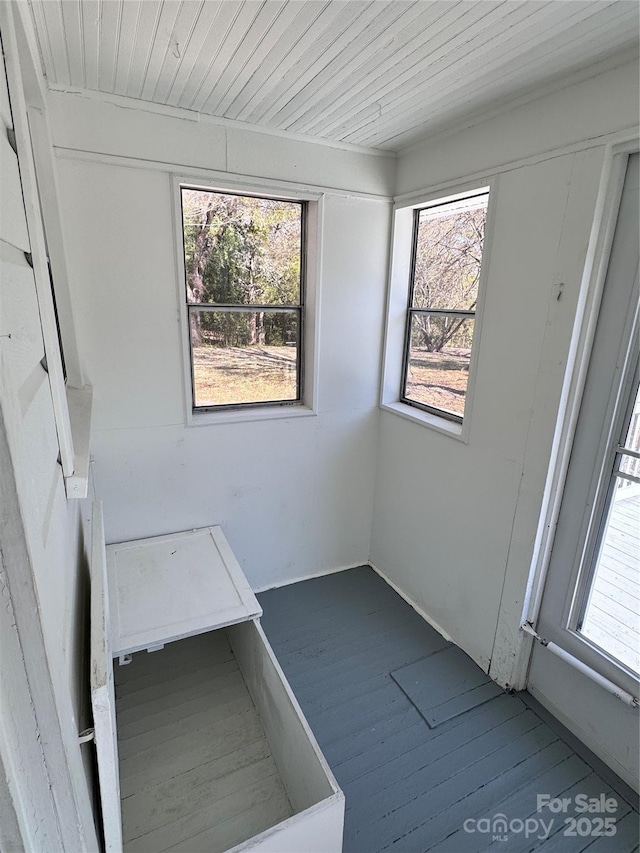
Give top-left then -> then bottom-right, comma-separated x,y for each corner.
524,780 -> 631,853
258,570 -> 405,644
380,741 -> 571,850
281,619 -> 449,684
598,554 -> 639,584
345,699 -> 534,797
594,565 -> 640,601
119,712 -> 266,798
270,597 -> 433,659
258,567 -> 639,853
427,756 -> 593,852
117,675 -> 248,737
590,581 -> 640,617
117,628 -> 294,852
115,631 -> 231,685
345,713 -> 549,824
582,809 -> 638,852
115,646 -> 236,698
119,706 -> 259,778
335,692 -> 525,788
259,567 -> 401,625
117,694 -> 252,759
369,738 -> 570,853
323,705 -> 425,767
121,742 -> 276,841
305,681 -> 415,745
161,777 -> 292,853
116,658 -> 240,712
280,610 -> 451,686
125,775 -> 289,853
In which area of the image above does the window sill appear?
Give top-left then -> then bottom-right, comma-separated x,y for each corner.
380,400 -> 468,443
64,385 -> 93,499
187,403 -> 318,428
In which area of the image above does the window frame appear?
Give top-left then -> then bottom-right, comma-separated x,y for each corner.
172,176 -> 322,426
575,353 -> 640,657
567,286 -> 640,679
380,180 -> 497,442
530,145 -> 640,699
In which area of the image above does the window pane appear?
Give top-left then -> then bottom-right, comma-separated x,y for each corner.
617,379 -> 639,478
412,195 -> 487,311
182,189 -> 302,305
618,452 -> 640,480
190,310 -> 299,407
580,476 -> 640,674
403,314 -> 474,419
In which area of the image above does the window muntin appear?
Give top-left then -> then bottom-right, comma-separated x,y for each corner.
401,191 -> 488,422
180,187 -> 305,411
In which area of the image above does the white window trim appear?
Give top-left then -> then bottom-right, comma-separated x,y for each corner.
566,302 -> 639,642
2,3 -> 91,499
379,178 -> 498,443
171,175 -> 322,426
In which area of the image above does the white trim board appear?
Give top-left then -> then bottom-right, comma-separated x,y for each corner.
53,146 -> 394,203
252,562 -> 368,595
46,85 -> 396,161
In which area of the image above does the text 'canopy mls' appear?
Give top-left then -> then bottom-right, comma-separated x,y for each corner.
182,189 -> 302,307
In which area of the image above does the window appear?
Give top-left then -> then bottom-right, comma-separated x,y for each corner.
179,186 -> 306,411
401,191 -> 489,422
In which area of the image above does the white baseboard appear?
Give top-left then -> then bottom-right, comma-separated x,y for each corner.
368,561 -> 454,645
252,562 -> 366,595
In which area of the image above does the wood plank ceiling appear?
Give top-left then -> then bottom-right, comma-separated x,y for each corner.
27,1 -> 640,151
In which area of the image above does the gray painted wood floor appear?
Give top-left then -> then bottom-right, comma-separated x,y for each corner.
258,566 -> 639,853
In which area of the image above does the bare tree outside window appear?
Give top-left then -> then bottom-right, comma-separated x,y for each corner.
402,192 -> 488,421
181,188 -> 304,409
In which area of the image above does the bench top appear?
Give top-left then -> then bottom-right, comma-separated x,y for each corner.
106,526 -> 262,656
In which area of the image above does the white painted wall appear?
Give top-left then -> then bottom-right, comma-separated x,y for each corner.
50,93 -> 392,590
17,51 -> 637,823
0,18 -> 97,848
374,59 -> 639,668
371,60 -> 638,774
48,90 -> 396,199
396,61 -> 639,197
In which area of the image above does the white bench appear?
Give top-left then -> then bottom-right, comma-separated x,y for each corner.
90,501 -> 344,852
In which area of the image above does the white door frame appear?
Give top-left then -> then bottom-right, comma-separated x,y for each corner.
509,135 -> 640,692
